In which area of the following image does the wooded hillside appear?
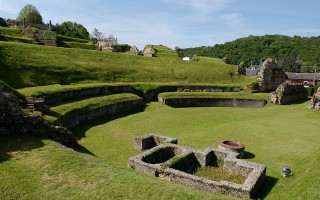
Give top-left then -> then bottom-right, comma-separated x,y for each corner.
184,35 -> 320,70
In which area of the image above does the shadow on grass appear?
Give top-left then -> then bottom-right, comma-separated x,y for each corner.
244,151 -> 255,159
0,135 -> 45,163
253,175 -> 279,199
70,106 -> 147,154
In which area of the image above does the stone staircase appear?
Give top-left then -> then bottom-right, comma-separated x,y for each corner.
25,97 -> 35,111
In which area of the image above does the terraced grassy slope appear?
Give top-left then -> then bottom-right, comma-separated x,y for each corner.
0,41 -> 254,88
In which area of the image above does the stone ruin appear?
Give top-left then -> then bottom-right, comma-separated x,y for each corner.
269,83 -> 308,105
309,87 -> 320,110
0,90 -> 77,147
129,134 -> 266,199
257,59 -> 286,92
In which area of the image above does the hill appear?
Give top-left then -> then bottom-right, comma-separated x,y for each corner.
0,41 -> 253,88
184,35 -> 320,68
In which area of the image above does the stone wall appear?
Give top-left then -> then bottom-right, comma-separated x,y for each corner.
257,59 -> 286,92
0,90 -> 77,147
159,98 -> 267,108
62,99 -> 144,129
129,135 -> 266,199
309,87 -> 320,110
34,85 -> 135,105
269,83 -> 308,105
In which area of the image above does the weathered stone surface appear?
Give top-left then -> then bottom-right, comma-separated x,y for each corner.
129,135 -> 266,199
133,134 -> 178,150
257,59 -> 286,92
33,85 -> 135,105
130,45 -> 139,54
309,87 -> 320,110
269,83 -> 307,105
0,90 -> 77,147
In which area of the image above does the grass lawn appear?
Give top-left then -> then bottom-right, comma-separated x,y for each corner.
1,99 -> 320,199
0,41 -> 254,88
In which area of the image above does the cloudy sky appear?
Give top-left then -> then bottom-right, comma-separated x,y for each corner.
1,0 -> 320,49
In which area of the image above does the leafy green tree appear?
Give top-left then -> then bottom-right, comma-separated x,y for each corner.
283,50 -> 301,72
54,21 -> 89,39
17,4 -> 43,24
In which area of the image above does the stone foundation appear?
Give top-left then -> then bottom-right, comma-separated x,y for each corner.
0,90 -> 77,147
269,83 -> 307,105
129,135 -> 266,199
133,134 -> 178,150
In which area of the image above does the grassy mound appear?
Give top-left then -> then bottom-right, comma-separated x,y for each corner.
42,93 -> 142,124
0,41 -> 254,88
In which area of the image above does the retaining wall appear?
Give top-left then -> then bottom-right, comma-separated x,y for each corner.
159,97 -> 267,108
35,85 -> 135,105
62,99 -> 144,129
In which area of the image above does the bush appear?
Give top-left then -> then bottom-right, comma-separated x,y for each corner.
0,17 -> 7,27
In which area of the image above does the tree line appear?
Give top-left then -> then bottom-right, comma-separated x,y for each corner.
183,35 -> 320,72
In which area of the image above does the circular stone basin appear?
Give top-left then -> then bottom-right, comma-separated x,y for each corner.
218,141 -> 245,158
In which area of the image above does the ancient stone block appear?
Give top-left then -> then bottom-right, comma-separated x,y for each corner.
269,83 -> 307,105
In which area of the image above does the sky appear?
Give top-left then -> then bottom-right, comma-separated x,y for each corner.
1,0 -> 320,49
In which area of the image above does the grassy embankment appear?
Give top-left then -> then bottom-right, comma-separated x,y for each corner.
0,41 -> 254,88
41,93 -> 142,125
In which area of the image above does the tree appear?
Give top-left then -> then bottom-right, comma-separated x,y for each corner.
54,21 -> 89,39
91,28 -> 105,41
17,4 -> 43,24
283,49 -> 301,72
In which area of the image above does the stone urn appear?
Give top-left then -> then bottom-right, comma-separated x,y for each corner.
218,140 -> 245,158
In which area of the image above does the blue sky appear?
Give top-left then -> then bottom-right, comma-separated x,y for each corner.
1,0 -> 320,49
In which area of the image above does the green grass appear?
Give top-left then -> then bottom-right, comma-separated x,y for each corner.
159,91 -> 268,100
17,83 -> 129,97
0,26 -> 24,37
71,100 -> 320,199
42,93 -> 142,124
0,41 -> 254,88
1,99 -> 320,199
194,166 -> 247,184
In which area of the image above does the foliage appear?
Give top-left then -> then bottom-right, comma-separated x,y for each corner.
16,4 -> 43,24
282,49 -> 301,72
91,28 -> 105,42
112,44 -> 131,52
53,21 -> 89,40
184,35 -> 320,70
0,17 -> 7,27
25,27 -> 57,40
